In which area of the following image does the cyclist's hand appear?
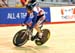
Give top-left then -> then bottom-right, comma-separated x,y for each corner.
26,22 -> 32,27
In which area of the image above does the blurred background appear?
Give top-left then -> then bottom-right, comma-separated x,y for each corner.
0,0 -> 75,7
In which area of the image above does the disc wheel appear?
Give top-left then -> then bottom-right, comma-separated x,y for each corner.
13,29 -> 29,47
35,29 -> 50,46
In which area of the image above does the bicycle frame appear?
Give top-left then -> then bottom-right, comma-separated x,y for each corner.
25,28 -> 33,40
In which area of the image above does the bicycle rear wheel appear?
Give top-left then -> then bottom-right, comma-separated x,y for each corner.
35,29 -> 50,46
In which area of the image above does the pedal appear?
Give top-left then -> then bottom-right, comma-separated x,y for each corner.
31,35 -> 37,41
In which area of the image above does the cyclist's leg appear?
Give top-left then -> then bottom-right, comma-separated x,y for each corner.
31,15 -> 46,40
34,16 -> 46,38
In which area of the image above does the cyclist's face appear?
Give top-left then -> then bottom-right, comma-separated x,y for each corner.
27,9 -> 33,13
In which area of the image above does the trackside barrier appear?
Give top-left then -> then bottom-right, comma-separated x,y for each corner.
0,6 -> 75,27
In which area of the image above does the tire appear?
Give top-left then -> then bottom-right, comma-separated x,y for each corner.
13,29 -> 29,47
35,29 -> 50,46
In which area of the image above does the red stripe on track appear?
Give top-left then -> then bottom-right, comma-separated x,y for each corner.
0,21 -> 75,27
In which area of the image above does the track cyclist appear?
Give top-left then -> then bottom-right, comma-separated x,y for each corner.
21,0 -> 46,40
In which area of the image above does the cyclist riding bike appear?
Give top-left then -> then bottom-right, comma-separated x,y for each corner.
22,4 -> 46,40
21,0 -> 46,40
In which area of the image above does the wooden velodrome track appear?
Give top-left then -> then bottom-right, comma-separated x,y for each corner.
0,23 -> 75,53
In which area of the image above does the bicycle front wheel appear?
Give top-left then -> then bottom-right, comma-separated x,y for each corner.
13,29 -> 29,47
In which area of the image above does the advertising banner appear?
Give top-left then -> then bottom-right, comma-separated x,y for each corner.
0,8 -> 51,24
50,6 -> 75,22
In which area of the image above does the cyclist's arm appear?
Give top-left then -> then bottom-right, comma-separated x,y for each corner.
26,12 -> 37,29
23,13 -> 33,24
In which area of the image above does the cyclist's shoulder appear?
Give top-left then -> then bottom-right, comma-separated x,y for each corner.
33,6 -> 44,13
